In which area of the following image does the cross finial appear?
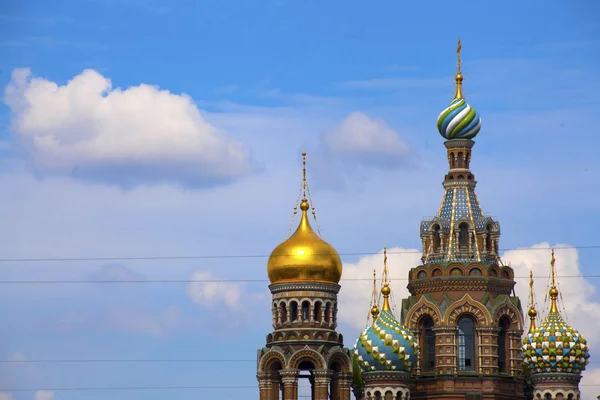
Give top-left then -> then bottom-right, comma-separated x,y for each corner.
302,152 -> 307,200
549,248 -> 559,313
457,36 -> 462,74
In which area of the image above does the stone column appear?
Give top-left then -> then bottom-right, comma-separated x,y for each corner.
476,326 -> 498,375
257,372 -> 274,400
312,369 -> 332,400
433,326 -> 457,374
337,372 -> 352,400
508,328 -> 524,377
411,328 -> 422,375
280,369 -> 299,400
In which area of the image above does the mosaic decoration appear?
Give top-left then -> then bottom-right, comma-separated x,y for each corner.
353,310 -> 418,372
437,97 -> 482,140
522,311 -> 590,374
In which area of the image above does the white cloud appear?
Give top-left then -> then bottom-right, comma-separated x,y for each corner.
324,112 -> 410,167
186,270 -> 245,309
337,247 -> 421,330
35,391 -> 55,400
3,68 -> 255,187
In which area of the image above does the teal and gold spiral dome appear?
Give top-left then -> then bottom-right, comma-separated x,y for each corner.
353,283 -> 418,372
522,251 -> 590,375
436,38 -> 482,141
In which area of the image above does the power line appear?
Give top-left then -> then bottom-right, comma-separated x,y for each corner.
4,358 -> 600,365
2,384 -> 600,393
1,275 -> 599,284
0,245 -> 598,263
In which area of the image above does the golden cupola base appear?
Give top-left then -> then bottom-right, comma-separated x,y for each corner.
266,153 -> 342,285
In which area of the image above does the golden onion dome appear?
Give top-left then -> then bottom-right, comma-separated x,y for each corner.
267,198 -> 342,284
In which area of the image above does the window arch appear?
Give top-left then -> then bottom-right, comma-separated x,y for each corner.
498,316 -> 511,373
421,316 -> 436,373
313,301 -> 322,323
432,224 -> 441,252
458,222 -> 469,250
290,301 -> 298,322
301,300 -> 310,322
457,152 -> 464,168
457,315 -> 476,371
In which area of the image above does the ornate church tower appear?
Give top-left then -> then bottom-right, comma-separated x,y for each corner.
522,250 -> 590,399
399,39 -> 528,399
256,153 -> 354,400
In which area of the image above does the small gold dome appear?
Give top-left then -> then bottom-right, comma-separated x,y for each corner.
267,199 -> 342,284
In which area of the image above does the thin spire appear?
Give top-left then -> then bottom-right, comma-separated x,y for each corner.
527,270 -> 538,333
549,248 -> 559,313
381,247 -> 392,311
302,151 -> 307,201
370,268 -> 380,324
454,36 -> 464,100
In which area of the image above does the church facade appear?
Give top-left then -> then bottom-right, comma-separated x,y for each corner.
256,40 -> 590,400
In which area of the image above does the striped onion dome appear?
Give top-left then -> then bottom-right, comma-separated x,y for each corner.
436,96 -> 482,140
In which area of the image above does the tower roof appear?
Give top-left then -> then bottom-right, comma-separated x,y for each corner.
266,152 -> 342,285
522,249 -> 590,375
436,37 -> 482,140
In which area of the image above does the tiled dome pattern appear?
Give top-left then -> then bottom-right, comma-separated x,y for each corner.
522,311 -> 590,374
353,310 -> 418,372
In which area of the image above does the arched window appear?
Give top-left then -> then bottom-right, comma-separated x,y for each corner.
301,301 -> 310,322
458,152 -> 464,168
498,316 -> 511,373
314,302 -> 321,323
324,303 -> 331,324
432,224 -> 441,252
421,316 -> 436,373
290,301 -> 298,322
458,223 -> 469,250
457,316 -> 476,371
485,224 -> 494,253
280,303 -> 288,324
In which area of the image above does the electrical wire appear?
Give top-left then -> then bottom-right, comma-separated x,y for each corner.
1,275 -> 599,284
0,245 -> 598,263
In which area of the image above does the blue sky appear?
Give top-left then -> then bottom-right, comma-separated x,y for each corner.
1,1 -> 600,399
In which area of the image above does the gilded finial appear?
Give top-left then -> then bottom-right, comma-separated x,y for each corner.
381,247 -> 392,311
454,36 -> 464,100
371,269 -> 380,323
528,270 -> 537,333
302,151 -> 307,201
549,248 -> 559,313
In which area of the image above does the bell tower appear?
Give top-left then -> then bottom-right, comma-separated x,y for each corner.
256,152 -> 353,400
399,39 -> 528,399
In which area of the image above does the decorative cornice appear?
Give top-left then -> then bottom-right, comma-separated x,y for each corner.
363,371 -> 411,383
442,180 -> 477,189
531,372 -> 582,384
408,277 -> 514,295
269,282 -> 340,294
444,139 -> 475,149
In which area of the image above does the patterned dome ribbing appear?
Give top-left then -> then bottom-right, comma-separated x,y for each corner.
353,256 -> 418,373
437,37 -> 482,141
522,250 -> 590,375
437,97 -> 482,140
354,309 -> 418,372
522,311 -> 590,374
